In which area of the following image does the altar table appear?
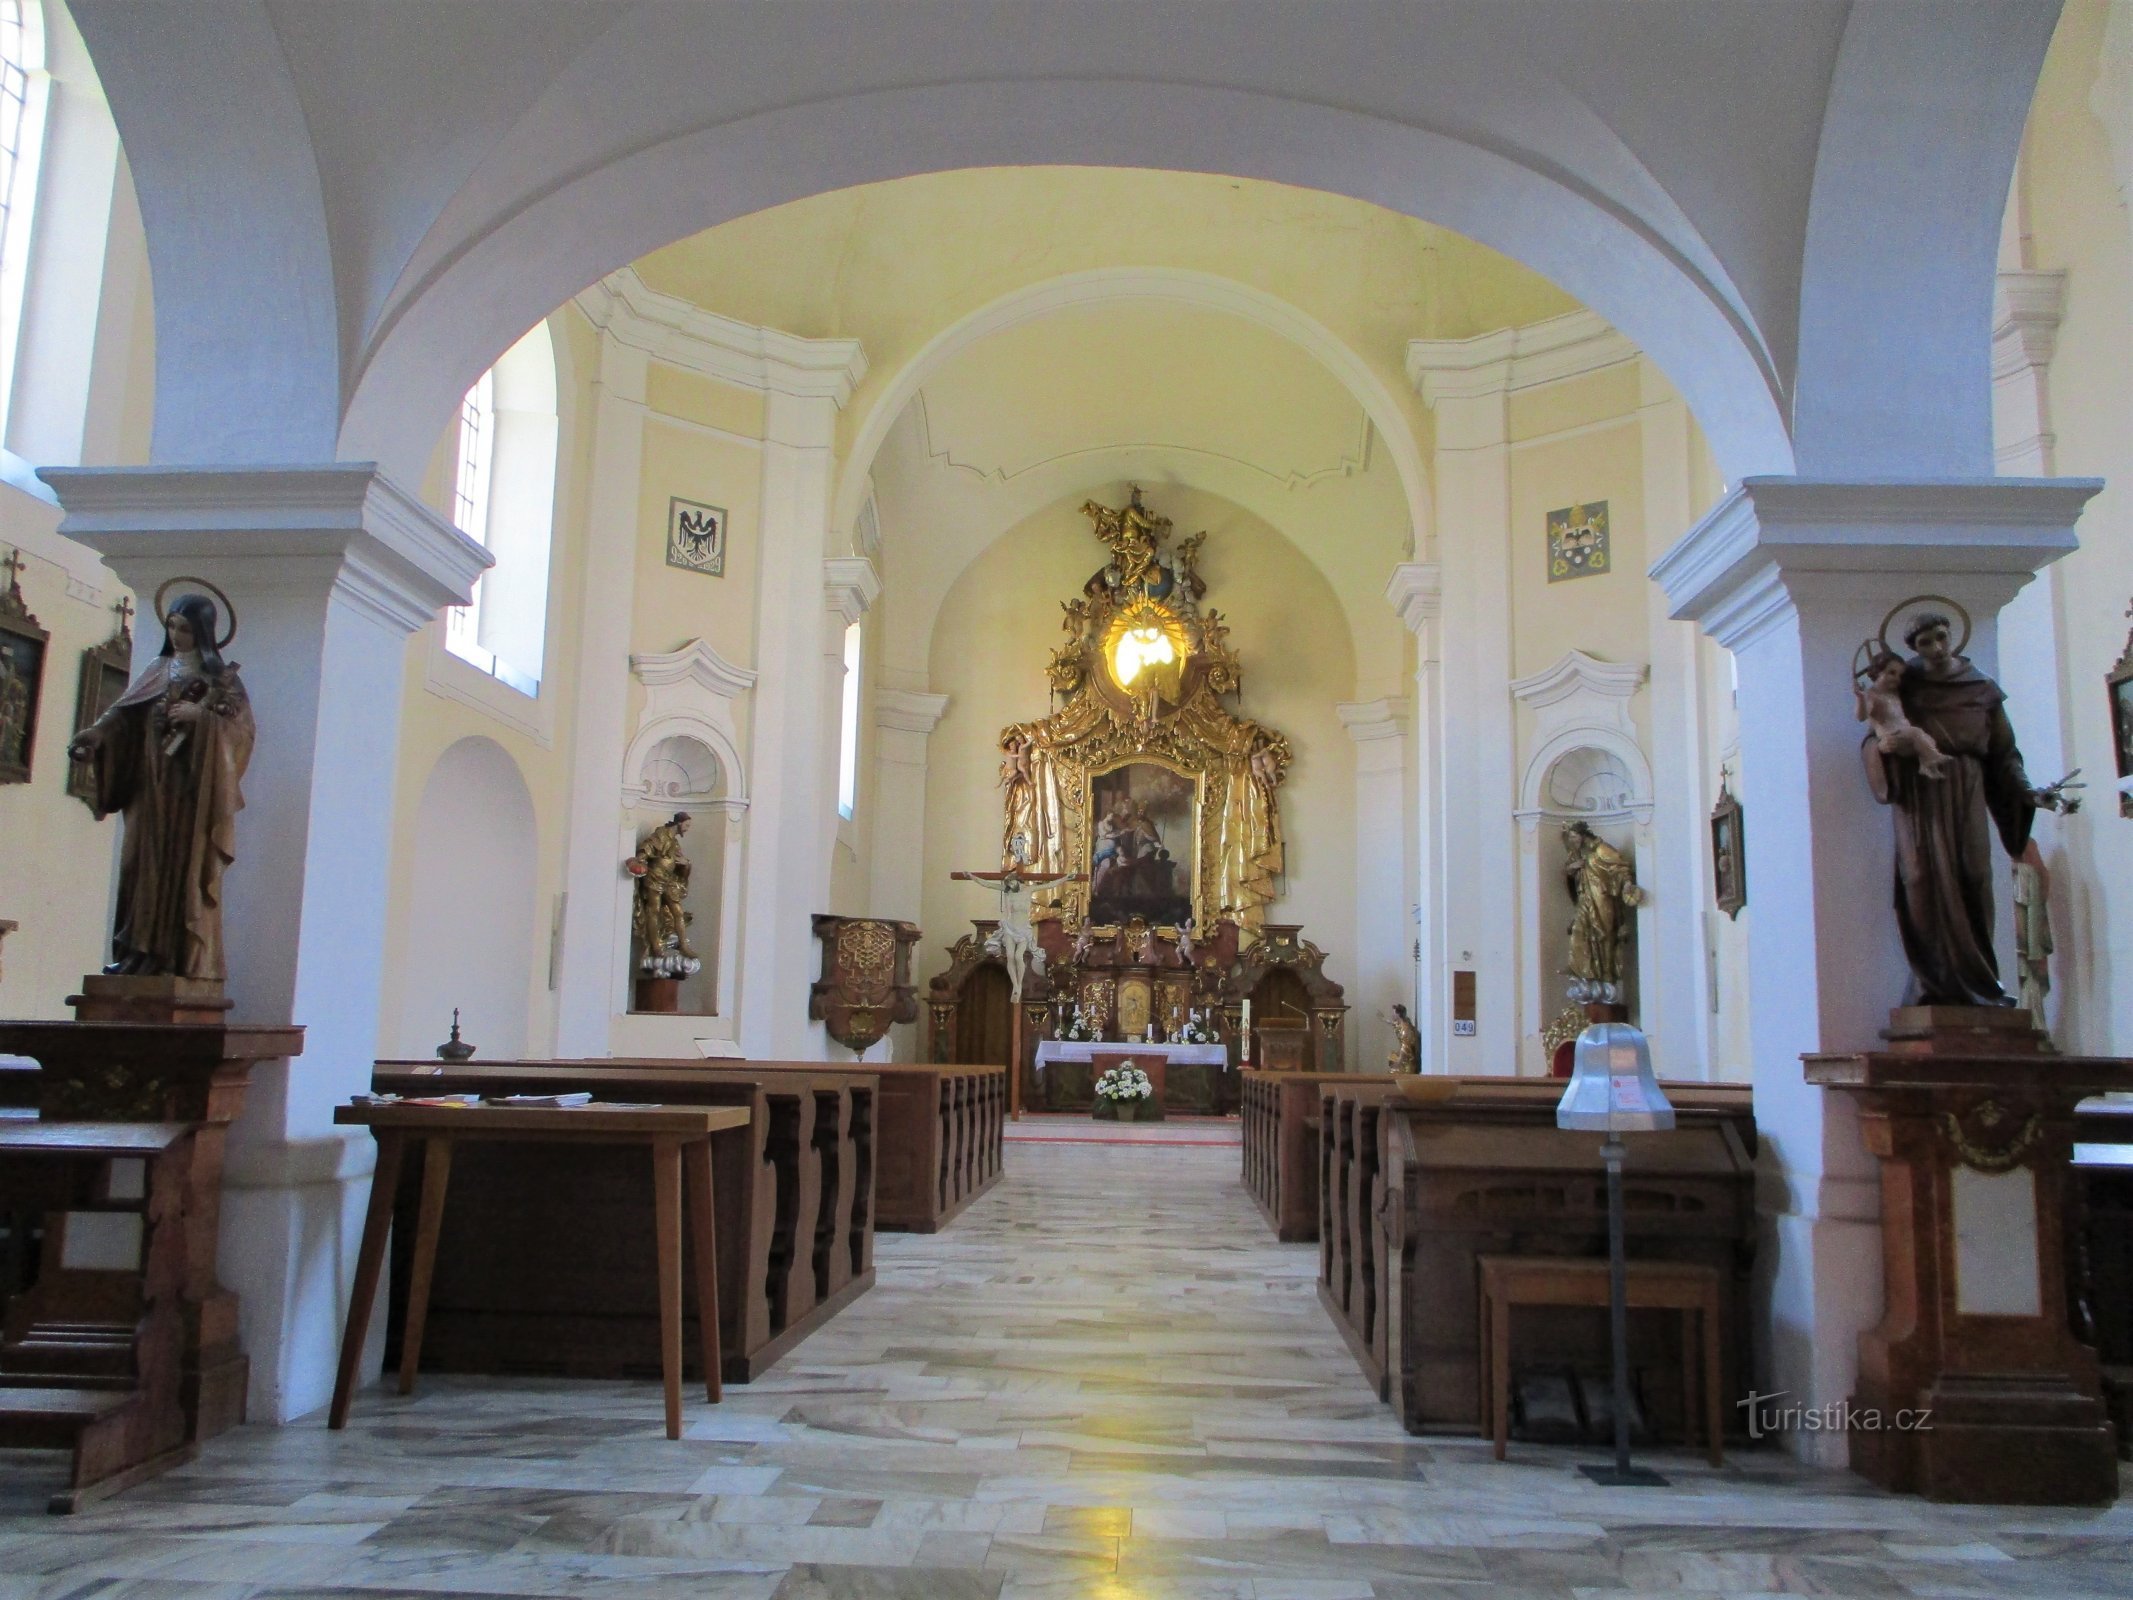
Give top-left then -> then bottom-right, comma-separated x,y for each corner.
1033,1041 -> 1229,1114
329,1100 -> 748,1439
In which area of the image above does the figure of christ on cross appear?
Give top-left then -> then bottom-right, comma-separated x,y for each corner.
948,864 -> 1084,1119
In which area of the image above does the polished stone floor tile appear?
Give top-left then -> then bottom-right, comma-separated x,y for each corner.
3,1129 -> 2128,1598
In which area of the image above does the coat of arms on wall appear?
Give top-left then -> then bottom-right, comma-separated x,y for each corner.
1546,501 -> 1610,582
996,489 -> 1290,933
0,547 -> 49,785
666,497 -> 726,576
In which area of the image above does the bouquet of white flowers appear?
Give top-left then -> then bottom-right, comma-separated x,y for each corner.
1093,1066 -> 1154,1102
1172,1007 -> 1218,1044
1058,1003 -> 1097,1042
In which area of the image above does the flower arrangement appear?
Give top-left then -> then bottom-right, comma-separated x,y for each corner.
1093,1066 -> 1154,1102
1058,1003 -> 1097,1042
1171,1007 -> 1219,1044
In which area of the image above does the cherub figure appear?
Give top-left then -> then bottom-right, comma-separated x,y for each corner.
1060,596 -> 1090,636
1855,649 -> 1950,780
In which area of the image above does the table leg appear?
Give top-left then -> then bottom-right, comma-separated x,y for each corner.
1702,1293 -> 1724,1467
397,1134 -> 455,1396
1681,1309 -> 1699,1456
1491,1295 -> 1511,1462
652,1137 -> 684,1440
682,1138 -> 722,1403
329,1129 -> 406,1430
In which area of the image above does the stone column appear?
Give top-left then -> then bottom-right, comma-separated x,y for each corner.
41,463 -> 486,1423
1336,698 -> 1410,1075
551,331 -> 647,1055
870,688 -> 947,1061
1650,474 -> 2100,1464
1387,562 -> 1445,1072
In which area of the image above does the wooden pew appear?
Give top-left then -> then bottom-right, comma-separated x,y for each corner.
0,1122 -> 195,1511
371,1061 -> 876,1383
1313,1078 -> 1755,1442
619,1060 -> 1007,1235
1241,1070 -> 1404,1241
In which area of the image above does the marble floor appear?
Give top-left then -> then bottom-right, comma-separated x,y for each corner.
4,1125 -> 2130,1600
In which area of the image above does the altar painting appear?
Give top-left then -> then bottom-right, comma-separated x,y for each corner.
1087,761 -> 1197,927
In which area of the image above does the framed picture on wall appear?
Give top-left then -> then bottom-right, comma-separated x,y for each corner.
68,601 -> 135,810
1546,500 -> 1610,582
1709,777 -> 1745,918
2108,604 -> 2133,820
666,497 -> 726,576
0,548 -> 49,786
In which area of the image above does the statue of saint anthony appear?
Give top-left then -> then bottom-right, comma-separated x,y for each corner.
1862,612 -> 2074,1007
68,593 -> 254,980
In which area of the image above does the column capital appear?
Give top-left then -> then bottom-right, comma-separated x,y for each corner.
1385,561 -> 1442,633
824,555 -> 881,628
1335,698 -> 1409,745
875,688 -> 949,736
1650,476 -> 2103,653
39,463 -> 487,633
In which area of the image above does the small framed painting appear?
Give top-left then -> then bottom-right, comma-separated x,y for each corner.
2108,606 -> 2133,820
68,603 -> 135,809
1546,501 -> 1610,582
1709,778 -> 1746,919
666,497 -> 726,577
0,550 -> 49,785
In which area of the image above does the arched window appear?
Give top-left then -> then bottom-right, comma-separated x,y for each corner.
445,319 -> 557,697
0,1 -> 49,438
837,620 -> 862,819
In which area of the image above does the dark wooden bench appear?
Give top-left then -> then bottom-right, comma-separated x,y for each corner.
371,1060 -> 876,1383
0,1121 -> 195,1511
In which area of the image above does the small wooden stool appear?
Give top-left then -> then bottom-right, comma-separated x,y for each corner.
1478,1254 -> 1724,1466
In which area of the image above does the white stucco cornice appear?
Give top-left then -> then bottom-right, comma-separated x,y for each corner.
630,636 -> 758,699
576,268 -> 867,406
1335,698 -> 1410,743
1649,476 -> 2104,653
875,688 -> 949,735
40,463 -> 489,632
1384,561 -> 1442,633
1993,270 -> 2066,379
1509,649 -> 1646,713
1405,310 -> 1636,406
823,555 -> 882,626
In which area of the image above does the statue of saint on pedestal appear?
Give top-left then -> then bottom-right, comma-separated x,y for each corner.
68,590 -> 253,981
627,812 -> 701,978
1562,820 -> 1643,1000
1858,611 -> 2078,1008
1384,1002 -> 1421,1073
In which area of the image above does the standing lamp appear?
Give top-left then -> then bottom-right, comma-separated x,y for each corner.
1555,1020 -> 1676,1486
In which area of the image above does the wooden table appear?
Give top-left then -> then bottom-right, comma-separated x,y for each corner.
329,1101 -> 748,1439
1478,1254 -> 1724,1466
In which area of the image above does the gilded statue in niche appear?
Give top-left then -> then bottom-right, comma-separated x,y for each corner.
996,489 -> 1290,932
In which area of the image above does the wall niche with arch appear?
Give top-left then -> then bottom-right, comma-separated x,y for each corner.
620,639 -> 754,1034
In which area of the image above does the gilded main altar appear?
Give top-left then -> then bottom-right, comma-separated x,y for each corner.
997,490 -> 1290,933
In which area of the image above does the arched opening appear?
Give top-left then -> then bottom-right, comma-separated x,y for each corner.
393,735 -> 539,1057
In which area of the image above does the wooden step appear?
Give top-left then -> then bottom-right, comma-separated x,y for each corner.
0,1384 -> 132,1449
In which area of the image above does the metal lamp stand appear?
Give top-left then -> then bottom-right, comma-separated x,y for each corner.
1579,1133 -> 1668,1487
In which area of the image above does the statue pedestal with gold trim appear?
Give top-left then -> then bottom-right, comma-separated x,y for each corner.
1805,1008 -> 2133,1505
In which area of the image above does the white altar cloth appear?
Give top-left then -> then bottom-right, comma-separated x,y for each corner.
1033,1040 -> 1231,1073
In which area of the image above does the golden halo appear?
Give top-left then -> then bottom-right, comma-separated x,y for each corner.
152,576 -> 238,649
1878,594 -> 1970,661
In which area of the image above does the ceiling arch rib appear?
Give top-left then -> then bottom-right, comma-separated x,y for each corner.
833,268 -> 1433,559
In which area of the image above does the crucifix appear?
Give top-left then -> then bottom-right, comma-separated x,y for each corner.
0,546 -> 24,604
948,861 -> 1083,1119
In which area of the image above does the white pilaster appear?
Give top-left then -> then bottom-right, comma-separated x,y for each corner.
1650,473 -> 2101,1465
1637,360 -> 1716,1078
1408,347 -> 1519,1074
870,687 -> 948,1061
1336,698 -> 1410,1074
552,331 -> 647,1055
42,463 -> 487,1423
1387,562 -> 1446,1072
